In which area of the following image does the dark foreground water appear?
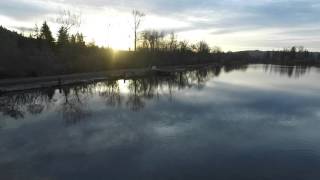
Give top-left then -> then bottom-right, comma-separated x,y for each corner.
1,64 -> 320,180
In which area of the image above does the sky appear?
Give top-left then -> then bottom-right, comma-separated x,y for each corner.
1,0 -> 320,51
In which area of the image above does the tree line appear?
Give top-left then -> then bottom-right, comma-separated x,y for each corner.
32,21 -> 218,54
0,9 -> 223,79
251,46 -> 320,66
0,9 -> 319,79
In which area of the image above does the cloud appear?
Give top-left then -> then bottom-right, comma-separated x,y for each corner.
1,0 -> 320,50
0,0 -> 57,20
11,26 -> 34,32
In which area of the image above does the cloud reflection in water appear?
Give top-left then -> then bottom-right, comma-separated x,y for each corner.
0,64 -> 320,180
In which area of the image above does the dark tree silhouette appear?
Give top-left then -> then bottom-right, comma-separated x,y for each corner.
140,30 -> 166,51
290,46 -> 297,59
168,31 -> 178,52
0,17 -> 318,80
132,10 -> 145,51
40,21 -> 55,48
57,26 -> 69,48
178,40 -> 191,54
32,24 -> 40,39
196,41 -> 211,54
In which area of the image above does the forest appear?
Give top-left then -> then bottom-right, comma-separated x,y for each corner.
1,11 -> 320,79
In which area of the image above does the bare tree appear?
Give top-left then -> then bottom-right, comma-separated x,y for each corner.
168,31 -> 178,51
141,30 -> 166,51
196,41 -> 211,54
178,40 -> 190,53
211,46 -> 222,54
32,24 -> 40,39
132,10 -> 145,51
56,10 -> 82,31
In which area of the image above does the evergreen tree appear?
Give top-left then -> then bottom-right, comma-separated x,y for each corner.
32,24 -> 40,39
39,21 -> 55,48
57,26 -> 69,48
75,33 -> 85,46
70,35 -> 76,45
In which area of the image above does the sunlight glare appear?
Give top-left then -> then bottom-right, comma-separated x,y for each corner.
118,79 -> 130,94
108,27 -> 133,50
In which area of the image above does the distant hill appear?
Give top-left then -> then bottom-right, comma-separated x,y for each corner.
238,50 -> 320,59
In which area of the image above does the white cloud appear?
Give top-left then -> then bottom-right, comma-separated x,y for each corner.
1,0 -> 320,51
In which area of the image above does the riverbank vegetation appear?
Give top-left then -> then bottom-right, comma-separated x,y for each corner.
0,23 -> 227,79
1,10 -> 320,79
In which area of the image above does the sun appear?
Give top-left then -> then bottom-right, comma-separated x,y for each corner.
107,26 -> 133,50
80,13 -> 134,50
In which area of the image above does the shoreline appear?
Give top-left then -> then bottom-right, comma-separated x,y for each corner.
0,63 -> 219,94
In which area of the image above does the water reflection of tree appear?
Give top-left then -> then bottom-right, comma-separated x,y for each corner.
185,69 -> 211,89
224,64 -> 249,73
98,81 -> 121,107
125,66 -> 226,111
0,91 -> 51,119
0,65 -> 251,118
60,85 -> 92,125
0,84 -> 94,125
126,79 -> 146,111
263,64 -> 310,78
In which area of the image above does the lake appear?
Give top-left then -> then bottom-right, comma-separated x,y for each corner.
1,64 -> 320,180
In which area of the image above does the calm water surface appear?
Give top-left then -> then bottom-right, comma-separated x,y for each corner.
1,64 -> 320,180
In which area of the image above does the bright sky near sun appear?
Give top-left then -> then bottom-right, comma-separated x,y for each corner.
1,0 -> 320,51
